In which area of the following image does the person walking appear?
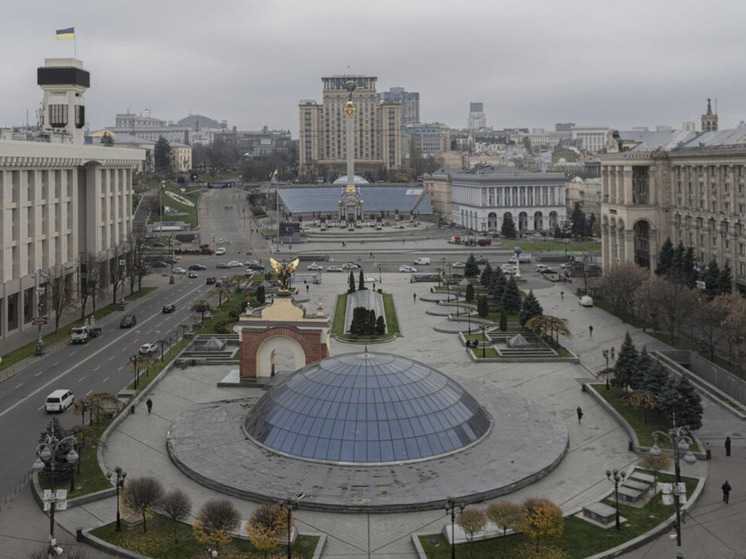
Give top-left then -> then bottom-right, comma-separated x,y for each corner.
576,406 -> 583,423
610,346 -> 616,360
146,398 -> 153,414
413,293 -> 417,302
722,480 -> 732,503
725,436 -> 732,457
305,283 -> 310,293
589,325 -> 594,337
560,291 -> 564,300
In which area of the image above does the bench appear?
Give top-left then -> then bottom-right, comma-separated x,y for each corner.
582,502 -> 617,525
628,472 -> 655,485
622,479 -> 651,496
617,485 -> 644,503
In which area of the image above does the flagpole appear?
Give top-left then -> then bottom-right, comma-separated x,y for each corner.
74,35 -> 77,58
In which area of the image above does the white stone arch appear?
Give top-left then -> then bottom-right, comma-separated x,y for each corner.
533,211 -> 543,231
487,212 -> 498,230
255,335 -> 306,378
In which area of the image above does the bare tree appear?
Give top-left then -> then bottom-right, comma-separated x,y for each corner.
160,489 -> 192,544
193,499 -> 241,550
109,245 -> 127,305
121,477 -> 165,532
126,231 -> 152,293
48,264 -> 76,332
78,253 -> 100,320
598,262 -> 648,318
634,275 -> 697,343
694,294 -> 732,359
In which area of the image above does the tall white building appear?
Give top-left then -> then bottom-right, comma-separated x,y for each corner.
0,58 -> 144,340
467,102 -> 487,130
298,75 -> 402,175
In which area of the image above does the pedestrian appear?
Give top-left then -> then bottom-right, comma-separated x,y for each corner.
576,406 -> 583,423
146,398 -> 153,414
610,346 -> 616,359
722,480 -> 732,503
589,325 -> 594,337
413,293 -> 417,302
560,291 -> 564,300
369,251 -> 373,258
725,436 -> 732,457
306,284 -> 310,293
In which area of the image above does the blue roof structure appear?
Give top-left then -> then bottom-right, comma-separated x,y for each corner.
244,352 -> 491,464
278,185 -> 432,215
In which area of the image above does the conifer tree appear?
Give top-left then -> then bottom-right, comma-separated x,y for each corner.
477,295 -> 489,318
501,213 -> 517,238
702,259 -> 720,300
489,268 -> 507,300
480,262 -> 494,287
519,290 -> 543,326
499,309 -> 508,331
502,276 -> 521,313
655,237 -> 674,277
348,271 -> 356,293
465,283 -> 475,303
614,332 -> 638,388
464,253 -> 480,278
643,360 -> 669,396
631,346 -> 651,390
358,270 -> 365,291
659,375 -> 703,430
718,261 -> 732,295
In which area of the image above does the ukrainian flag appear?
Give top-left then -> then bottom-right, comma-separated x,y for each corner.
56,27 -> 75,40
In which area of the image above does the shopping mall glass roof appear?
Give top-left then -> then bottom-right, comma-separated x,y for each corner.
243,352 -> 491,464
277,185 -> 433,215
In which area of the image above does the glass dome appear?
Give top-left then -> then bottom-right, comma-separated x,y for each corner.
243,352 -> 491,464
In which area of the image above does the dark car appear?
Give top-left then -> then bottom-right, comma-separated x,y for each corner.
162,304 -> 176,313
188,264 -> 207,271
206,277 -> 217,285
246,262 -> 265,271
120,314 -> 137,328
476,258 -> 489,265
216,262 -> 231,269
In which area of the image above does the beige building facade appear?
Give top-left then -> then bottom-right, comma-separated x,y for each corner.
298,75 -> 402,175
601,130 -> 746,293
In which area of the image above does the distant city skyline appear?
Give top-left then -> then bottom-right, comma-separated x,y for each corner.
3,1 -> 746,136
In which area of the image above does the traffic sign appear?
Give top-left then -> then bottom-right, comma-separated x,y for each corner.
32,316 -> 48,326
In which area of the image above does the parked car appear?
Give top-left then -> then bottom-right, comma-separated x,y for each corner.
215,247 -> 226,256
342,262 -> 360,270
188,264 -> 207,271
162,304 -> 176,313
326,265 -> 343,272
246,262 -> 265,271
189,272 -> 199,278
399,265 -> 417,273
579,295 -> 594,307
227,260 -> 242,268
45,389 -> 74,413
476,258 -> 489,265
307,263 -> 324,271
451,262 -> 466,269
206,276 -> 217,285
139,342 -> 158,355
120,314 -> 137,328
151,242 -> 165,248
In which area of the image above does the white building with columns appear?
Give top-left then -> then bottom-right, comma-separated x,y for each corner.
450,166 -> 566,233
0,58 -> 144,341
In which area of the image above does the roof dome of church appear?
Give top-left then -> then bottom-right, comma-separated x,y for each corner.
243,352 -> 491,464
332,175 -> 369,185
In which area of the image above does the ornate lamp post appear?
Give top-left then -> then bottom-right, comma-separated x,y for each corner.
32,428 -> 79,555
106,466 -> 127,531
649,421 -> 697,558
444,498 -> 465,559
480,324 -> 487,358
207,548 -> 218,559
280,493 -> 305,559
378,262 -> 383,283
35,269 -> 48,355
605,468 -> 625,530
602,349 -> 610,390
129,354 -> 140,391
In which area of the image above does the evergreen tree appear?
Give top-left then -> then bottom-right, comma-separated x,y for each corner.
631,346 -> 652,390
255,285 -> 266,305
499,309 -> 508,332
154,136 -> 172,175
668,242 -> 686,283
570,202 -> 587,238
101,131 -> 114,147
464,253 -> 480,278
643,360 -> 669,396
465,283 -> 475,303
477,295 -> 489,318
368,309 -> 376,334
659,375 -> 703,431
501,214 -> 517,238
490,268 -> 507,300
358,270 -> 365,291
348,271 -> 356,293
480,262 -> 493,287
655,237 -> 674,277
718,261 -> 732,295
614,332 -> 638,388
502,276 -> 521,313
519,290 -> 543,327
702,259 -> 720,300
682,247 -> 697,288
586,213 -> 596,237
375,315 -> 386,335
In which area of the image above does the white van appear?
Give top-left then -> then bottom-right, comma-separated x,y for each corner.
45,389 -> 74,413
413,257 -> 431,265
215,247 -> 226,256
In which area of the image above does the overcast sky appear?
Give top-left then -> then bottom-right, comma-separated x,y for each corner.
3,0 -> 746,136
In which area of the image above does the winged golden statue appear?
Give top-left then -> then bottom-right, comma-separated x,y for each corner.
270,257 -> 300,291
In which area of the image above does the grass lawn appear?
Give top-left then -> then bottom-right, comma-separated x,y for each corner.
0,287 -> 157,372
91,514 -> 320,559
419,472 -> 696,559
473,347 -> 500,359
331,291 -> 400,340
159,186 -> 200,228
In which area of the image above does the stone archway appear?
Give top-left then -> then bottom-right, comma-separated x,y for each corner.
633,220 -> 651,269
255,334 -> 306,377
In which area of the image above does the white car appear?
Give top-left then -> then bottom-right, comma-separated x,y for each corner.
364,276 -> 377,283
139,342 -> 158,355
326,265 -> 343,272
215,247 -> 226,256
227,260 -> 243,268
451,262 -> 466,269
172,267 -> 187,275
501,265 -> 517,274
399,265 -> 417,273
579,295 -> 594,307
307,263 -> 324,271
342,262 -> 361,270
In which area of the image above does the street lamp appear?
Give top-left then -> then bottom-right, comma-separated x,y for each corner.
280,493 -> 305,559
378,262 -> 383,283
602,349 -> 610,390
649,420 -> 697,558
606,468 -> 625,530
480,324 -> 487,358
119,258 -> 126,303
35,269 -> 48,355
106,466 -> 126,531
444,498 -> 465,559
129,354 -> 140,391
32,427 -> 79,555
459,279 -> 470,324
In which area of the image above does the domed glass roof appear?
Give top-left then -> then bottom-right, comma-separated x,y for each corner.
243,352 -> 491,464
